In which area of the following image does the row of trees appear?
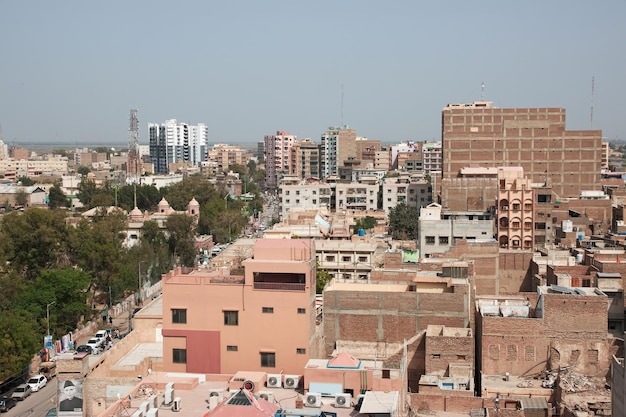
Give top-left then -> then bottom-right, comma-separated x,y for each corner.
0,172 -> 263,380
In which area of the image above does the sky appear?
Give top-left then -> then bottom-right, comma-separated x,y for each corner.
1,1 -> 625,145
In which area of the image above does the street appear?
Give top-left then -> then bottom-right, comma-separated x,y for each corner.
1,378 -> 57,417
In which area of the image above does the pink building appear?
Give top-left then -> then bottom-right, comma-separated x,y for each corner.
497,167 -> 534,250
162,239 -> 317,375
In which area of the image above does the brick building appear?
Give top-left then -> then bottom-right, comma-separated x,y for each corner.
476,286 -> 613,397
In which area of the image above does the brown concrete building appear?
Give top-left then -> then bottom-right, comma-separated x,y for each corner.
289,138 -> 320,179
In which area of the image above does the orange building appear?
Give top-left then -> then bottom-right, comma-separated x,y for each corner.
161,239 -> 317,375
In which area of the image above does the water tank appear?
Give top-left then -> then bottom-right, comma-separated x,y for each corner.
358,229 -> 365,237
562,220 -> 573,233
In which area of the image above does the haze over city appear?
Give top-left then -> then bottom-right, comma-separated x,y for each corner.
1,1 -> 624,145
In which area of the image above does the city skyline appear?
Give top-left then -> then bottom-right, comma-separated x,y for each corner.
1,1 -> 625,144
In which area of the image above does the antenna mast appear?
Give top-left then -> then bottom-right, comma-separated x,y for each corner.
341,84 -> 344,127
128,109 -> 140,183
481,82 -> 485,101
590,76 -> 595,129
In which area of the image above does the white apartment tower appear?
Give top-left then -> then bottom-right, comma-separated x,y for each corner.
149,119 -> 208,174
264,131 -> 297,189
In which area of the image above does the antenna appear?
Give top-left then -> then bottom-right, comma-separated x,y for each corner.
128,109 -> 140,183
590,76 -> 595,129
481,82 -> 485,101
341,83 -> 344,127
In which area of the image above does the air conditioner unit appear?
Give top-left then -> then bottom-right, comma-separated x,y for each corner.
257,390 -> 275,403
334,393 -> 351,408
305,392 -> 322,408
172,397 -> 182,412
131,411 -> 143,417
146,409 -> 159,417
208,388 -> 225,402
284,375 -> 300,389
267,373 -> 282,388
164,382 -> 175,405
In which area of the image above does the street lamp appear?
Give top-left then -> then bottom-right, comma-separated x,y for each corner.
138,261 -> 148,305
46,301 -> 56,337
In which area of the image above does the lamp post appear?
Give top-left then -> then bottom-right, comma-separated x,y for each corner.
46,301 -> 56,337
138,261 -> 148,305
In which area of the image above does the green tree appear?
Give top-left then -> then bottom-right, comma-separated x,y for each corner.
77,178 -> 98,206
166,213 -> 196,267
388,202 -> 419,240
15,189 -> 28,207
316,263 -> 331,294
48,183 -> 69,209
77,166 -> 91,176
0,209 -> 72,279
162,174 -> 217,210
353,216 -> 377,233
16,176 -> 35,186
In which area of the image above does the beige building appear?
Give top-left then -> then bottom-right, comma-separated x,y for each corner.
497,167 -> 534,250
382,174 -> 431,214
161,239 -> 317,375
289,138 -> 320,179
0,156 -> 69,180
207,143 -> 252,175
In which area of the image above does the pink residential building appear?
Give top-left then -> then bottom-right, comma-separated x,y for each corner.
161,239 -> 317,375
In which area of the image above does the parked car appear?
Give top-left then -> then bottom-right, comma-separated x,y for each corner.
95,330 -> 108,343
75,345 -> 91,354
11,384 -> 32,401
27,374 -> 47,392
45,407 -> 57,416
0,397 -> 16,412
86,337 -> 103,352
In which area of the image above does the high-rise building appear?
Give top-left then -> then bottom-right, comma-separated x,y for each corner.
264,131 -> 297,189
290,139 -> 320,180
320,126 -> 356,178
441,102 -> 601,199
149,119 -> 208,174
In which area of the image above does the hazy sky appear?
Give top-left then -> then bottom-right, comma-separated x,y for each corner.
1,1 -> 624,145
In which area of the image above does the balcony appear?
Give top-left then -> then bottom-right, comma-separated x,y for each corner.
254,282 -> 305,291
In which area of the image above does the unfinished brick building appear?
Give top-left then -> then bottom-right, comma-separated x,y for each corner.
476,286 -> 614,397
441,102 -> 602,200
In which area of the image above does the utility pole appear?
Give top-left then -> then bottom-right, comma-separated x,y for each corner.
46,301 -> 56,337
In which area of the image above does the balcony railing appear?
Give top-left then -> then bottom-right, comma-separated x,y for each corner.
253,282 -> 306,291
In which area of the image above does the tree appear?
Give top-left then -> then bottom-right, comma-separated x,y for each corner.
15,189 -> 28,207
77,166 -> 91,176
388,203 -> 419,240
77,178 -> 98,206
166,213 -> 196,267
48,183 -> 69,208
16,176 -> 35,186
316,262 -> 332,294
353,216 -> 377,233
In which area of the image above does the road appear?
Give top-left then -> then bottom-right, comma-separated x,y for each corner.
2,379 -> 57,417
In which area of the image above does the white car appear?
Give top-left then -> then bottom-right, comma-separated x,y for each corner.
86,337 -> 103,353
27,374 -> 47,392
95,329 -> 108,343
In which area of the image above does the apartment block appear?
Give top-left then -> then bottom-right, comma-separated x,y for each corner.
382,174 -> 431,214
289,138 -> 320,179
264,131 -> 297,189
148,119 -> 208,174
356,137 -> 382,168
334,180 -> 379,212
315,240 -> 379,281
278,178 -> 332,217
418,203 -> 494,258
422,142 -> 443,174
320,126 -> 356,178
207,143 -> 252,174
161,239 -> 316,375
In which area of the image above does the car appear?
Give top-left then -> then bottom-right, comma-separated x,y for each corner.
45,407 -> 57,416
86,338 -> 103,352
0,397 -> 16,412
27,374 -> 47,392
11,384 -> 32,401
95,330 -> 108,342
75,344 -> 91,354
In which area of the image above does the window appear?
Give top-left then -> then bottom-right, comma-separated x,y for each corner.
172,309 -> 187,324
297,308 -> 306,314
227,345 -> 238,352
382,369 -> 391,379
296,348 -> 306,354
342,256 -> 351,262
173,348 -> 187,364
261,352 -> 276,368
425,236 -> 435,245
326,255 -> 335,262
431,354 -> 440,359
439,236 -> 449,245
224,310 -> 239,326
358,256 -> 368,263
262,307 -> 274,314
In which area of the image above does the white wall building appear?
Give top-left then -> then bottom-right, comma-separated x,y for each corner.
149,119 -> 208,174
